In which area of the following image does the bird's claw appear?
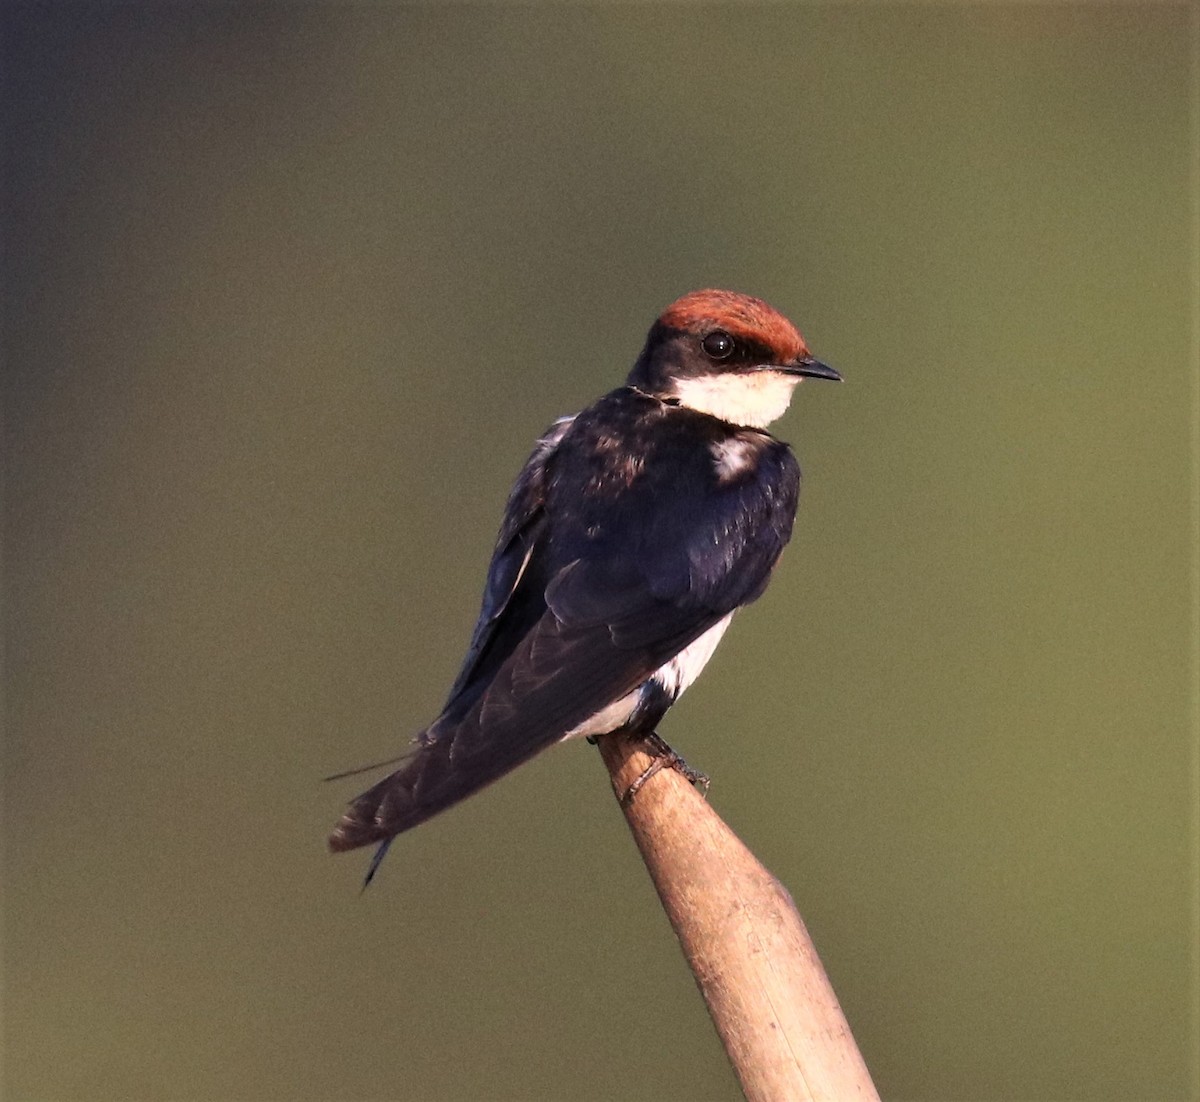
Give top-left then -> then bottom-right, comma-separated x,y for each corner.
620,732 -> 709,807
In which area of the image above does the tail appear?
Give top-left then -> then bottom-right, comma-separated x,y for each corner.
326,728 -> 543,854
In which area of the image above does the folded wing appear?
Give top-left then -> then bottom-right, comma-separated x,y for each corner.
329,392 -> 800,851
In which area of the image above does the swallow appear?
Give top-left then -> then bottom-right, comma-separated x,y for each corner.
328,289 -> 840,882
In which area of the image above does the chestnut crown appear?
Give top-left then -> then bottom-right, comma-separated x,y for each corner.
626,289 -> 839,428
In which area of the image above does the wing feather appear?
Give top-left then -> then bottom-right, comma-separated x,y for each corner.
442,416 -> 574,706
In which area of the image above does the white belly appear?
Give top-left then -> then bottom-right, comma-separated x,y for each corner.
652,613 -> 733,697
563,613 -> 734,740
563,687 -> 643,740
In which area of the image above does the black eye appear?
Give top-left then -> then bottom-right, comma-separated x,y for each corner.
701,330 -> 735,360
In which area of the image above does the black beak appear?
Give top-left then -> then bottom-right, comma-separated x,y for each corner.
787,356 -> 842,382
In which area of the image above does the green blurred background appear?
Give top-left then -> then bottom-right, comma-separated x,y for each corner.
4,4 -> 1195,1100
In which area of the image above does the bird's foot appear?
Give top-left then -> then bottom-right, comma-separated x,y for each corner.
620,731 -> 710,807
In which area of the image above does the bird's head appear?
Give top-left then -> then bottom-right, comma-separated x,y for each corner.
626,289 -> 841,428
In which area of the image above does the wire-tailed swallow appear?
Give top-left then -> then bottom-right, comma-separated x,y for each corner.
329,289 -> 840,881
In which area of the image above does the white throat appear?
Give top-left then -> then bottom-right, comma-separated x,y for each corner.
672,371 -> 800,428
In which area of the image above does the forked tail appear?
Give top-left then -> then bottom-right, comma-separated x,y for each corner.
327,728 -> 546,854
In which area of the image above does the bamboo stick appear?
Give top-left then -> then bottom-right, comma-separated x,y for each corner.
595,732 -> 879,1102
